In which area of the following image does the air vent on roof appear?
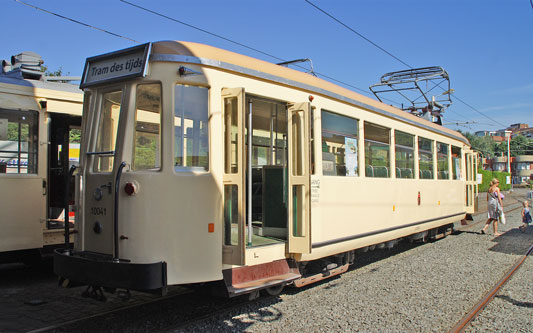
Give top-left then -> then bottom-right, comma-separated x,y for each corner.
4,51 -> 44,80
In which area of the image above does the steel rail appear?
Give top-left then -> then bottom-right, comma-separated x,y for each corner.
26,288 -> 192,333
455,203 -> 522,232
449,243 -> 533,333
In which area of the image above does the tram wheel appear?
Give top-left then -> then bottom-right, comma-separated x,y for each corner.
262,283 -> 285,296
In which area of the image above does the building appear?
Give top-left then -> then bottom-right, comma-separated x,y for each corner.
513,155 -> 533,184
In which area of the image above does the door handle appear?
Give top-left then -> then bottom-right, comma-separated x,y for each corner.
42,179 -> 47,195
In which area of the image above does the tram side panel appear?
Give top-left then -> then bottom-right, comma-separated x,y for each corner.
0,89 -> 47,253
0,177 -> 45,252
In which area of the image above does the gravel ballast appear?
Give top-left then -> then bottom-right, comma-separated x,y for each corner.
176,192 -> 532,332
55,189 -> 532,332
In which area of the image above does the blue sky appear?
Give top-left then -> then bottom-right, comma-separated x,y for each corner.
3,0 -> 533,133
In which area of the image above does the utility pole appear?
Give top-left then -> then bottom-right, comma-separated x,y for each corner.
507,131 -> 513,191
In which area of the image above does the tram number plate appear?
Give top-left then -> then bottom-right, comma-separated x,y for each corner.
90,207 -> 107,216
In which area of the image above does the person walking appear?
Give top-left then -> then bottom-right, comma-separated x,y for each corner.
519,201 -> 531,232
481,178 -> 503,236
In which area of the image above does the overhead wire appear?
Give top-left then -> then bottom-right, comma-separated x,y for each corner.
118,0 -> 402,105
303,0 -> 507,129
14,0 -> 403,107
14,0 -> 141,44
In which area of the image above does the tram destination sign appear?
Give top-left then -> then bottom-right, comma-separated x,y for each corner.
80,43 -> 150,88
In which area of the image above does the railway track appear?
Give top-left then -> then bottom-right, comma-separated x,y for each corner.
22,197 -> 530,332
27,288 -> 194,333
28,285 -> 263,333
449,243 -> 533,332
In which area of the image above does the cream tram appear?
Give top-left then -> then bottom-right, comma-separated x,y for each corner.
0,52 -> 82,263
55,42 -> 478,297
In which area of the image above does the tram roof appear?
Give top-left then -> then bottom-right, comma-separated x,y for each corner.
151,40 -> 468,145
0,74 -> 82,95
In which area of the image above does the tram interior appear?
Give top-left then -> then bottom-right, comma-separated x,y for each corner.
48,114 -> 81,229
244,97 -> 288,247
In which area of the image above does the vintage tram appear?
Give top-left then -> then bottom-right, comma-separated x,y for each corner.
0,52 -> 82,263
54,41 -> 477,297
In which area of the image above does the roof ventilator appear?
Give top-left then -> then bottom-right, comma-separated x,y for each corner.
1,51 -> 44,80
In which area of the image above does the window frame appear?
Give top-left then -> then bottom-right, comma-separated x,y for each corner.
364,121 -> 391,178
437,142 -> 450,180
132,82 -> 162,172
418,136 -> 434,180
394,130 -> 415,179
0,108 -> 39,175
91,86 -> 125,174
173,84 -> 210,173
320,109 -> 359,177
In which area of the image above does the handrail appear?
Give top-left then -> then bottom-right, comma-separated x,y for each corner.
113,161 -> 127,262
86,150 -> 115,156
63,165 -> 77,254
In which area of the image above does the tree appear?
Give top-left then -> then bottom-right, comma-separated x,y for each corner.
510,135 -> 533,156
464,132 -> 496,157
41,65 -> 67,77
492,135 -> 533,157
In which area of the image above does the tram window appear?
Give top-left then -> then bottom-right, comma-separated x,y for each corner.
174,85 -> 209,172
418,137 -> 434,179
364,122 -> 390,178
395,131 -> 415,179
224,96 -> 239,174
437,142 -> 449,180
93,90 -> 122,172
321,110 -> 358,177
451,146 -> 461,180
223,185 -> 238,246
0,109 -> 38,174
133,84 -> 161,171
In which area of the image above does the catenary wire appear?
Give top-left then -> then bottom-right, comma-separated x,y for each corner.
15,0 -> 390,104
303,0 -> 506,129
13,0 -> 403,107
303,0 -> 412,69
14,0 -> 141,44
118,0 -> 402,106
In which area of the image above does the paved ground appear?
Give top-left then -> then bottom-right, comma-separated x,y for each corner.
0,188 -> 530,332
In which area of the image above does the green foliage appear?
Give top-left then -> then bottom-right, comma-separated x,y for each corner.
464,132 -> 496,157
464,132 -> 533,157
7,123 -> 28,141
133,133 -> 158,170
69,129 -> 81,144
41,65 -> 68,77
478,168 -> 511,192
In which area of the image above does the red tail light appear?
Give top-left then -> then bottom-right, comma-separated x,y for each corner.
124,182 -> 137,196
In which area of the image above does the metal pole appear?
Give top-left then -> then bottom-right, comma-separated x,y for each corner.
247,100 -> 253,246
64,165 -> 77,254
508,135 -> 513,191
17,122 -> 21,173
113,161 -> 127,262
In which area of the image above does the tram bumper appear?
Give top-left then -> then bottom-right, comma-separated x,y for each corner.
54,249 -> 167,292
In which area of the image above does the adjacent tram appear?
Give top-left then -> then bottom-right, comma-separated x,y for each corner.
55,41 -> 478,297
0,52 -> 82,263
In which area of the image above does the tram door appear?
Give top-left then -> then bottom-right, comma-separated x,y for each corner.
287,102 -> 311,254
222,89 -> 311,266
0,106 -> 44,252
222,88 -> 246,265
465,149 -> 477,214
82,89 -> 124,255
47,114 -> 81,228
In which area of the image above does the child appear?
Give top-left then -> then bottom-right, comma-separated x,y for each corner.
520,201 -> 532,232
